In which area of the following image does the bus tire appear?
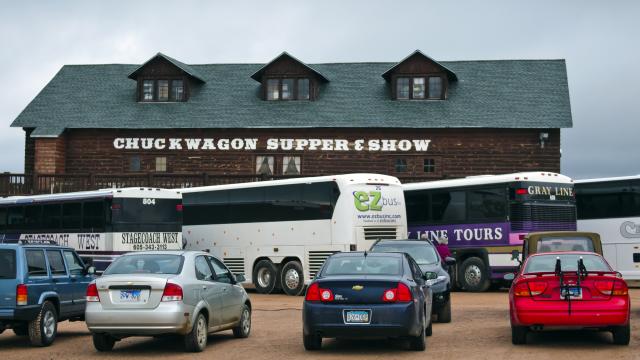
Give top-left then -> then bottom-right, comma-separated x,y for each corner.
459,257 -> 490,292
280,261 -> 305,296
253,260 -> 278,294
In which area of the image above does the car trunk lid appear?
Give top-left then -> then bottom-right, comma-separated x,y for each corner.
95,274 -> 174,310
519,272 -> 624,301
314,276 -> 407,304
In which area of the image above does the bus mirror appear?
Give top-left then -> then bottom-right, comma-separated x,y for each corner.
511,250 -> 520,261
444,257 -> 456,266
503,273 -> 515,281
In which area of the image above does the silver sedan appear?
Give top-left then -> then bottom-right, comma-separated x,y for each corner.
85,251 -> 251,352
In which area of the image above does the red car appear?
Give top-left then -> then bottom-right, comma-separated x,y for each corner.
508,251 -> 630,345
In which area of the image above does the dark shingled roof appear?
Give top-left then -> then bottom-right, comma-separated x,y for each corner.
128,52 -> 206,83
11,59 -> 572,137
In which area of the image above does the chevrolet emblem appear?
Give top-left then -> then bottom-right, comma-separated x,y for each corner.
352,285 -> 364,291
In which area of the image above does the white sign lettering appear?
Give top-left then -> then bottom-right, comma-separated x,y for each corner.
112,137 -> 431,152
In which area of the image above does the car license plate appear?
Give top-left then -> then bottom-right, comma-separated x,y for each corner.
344,310 -> 371,324
561,287 -> 582,300
119,290 -> 143,302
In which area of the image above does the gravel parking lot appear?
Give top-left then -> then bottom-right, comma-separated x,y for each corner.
1,289 -> 638,360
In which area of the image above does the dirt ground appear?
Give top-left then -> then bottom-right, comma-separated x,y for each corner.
1,289 -> 639,360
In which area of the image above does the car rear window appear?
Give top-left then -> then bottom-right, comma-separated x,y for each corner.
524,254 -> 611,273
322,256 -> 403,276
536,236 -> 595,253
0,249 -> 16,279
104,254 -> 184,275
372,243 -> 439,265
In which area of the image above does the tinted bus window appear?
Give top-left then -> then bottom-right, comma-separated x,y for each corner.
7,206 -> 24,229
576,181 -> 640,219
0,207 -> 7,231
405,190 -> 429,225
432,191 -> 466,223
82,201 -> 106,230
228,187 -> 267,222
24,205 -> 42,229
42,204 -> 61,230
62,202 -> 82,229
113,198 -> 182,224
468,188 -> 507,221
0,249 -> 16,279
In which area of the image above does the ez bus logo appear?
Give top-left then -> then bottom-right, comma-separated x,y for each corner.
353,191 -> 383,212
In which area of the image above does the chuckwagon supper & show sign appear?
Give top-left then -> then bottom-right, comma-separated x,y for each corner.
113,137 -> 432,152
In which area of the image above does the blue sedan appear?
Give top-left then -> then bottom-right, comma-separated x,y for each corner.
302,252 -> 433,351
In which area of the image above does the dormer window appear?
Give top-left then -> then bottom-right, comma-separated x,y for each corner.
129,53 -> 206,103
251,52 -> 329,101
265,77 -> 311,101
383,50 -> 457,101
140,79 -> 186,102
396,76 -> 444,100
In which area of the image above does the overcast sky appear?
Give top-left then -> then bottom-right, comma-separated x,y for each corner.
1,0 -> 638,179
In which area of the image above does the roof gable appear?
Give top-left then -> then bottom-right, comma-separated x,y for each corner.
382,50 -> 458,81
127,53 -> 206,83
250,52 -> 329,82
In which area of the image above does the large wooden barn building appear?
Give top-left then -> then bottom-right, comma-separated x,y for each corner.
8,50 -> 572,192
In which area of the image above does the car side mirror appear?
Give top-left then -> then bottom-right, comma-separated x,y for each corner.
85,266 -> 96,275
423,271 -> 438,281
503,273 -> 515,281
444,257 -> 456,266
235,274 -> 246,283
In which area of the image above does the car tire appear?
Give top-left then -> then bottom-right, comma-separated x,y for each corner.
425,316 -> 433,337
460,257 -> 490,292
13,325 -> 28,336
92,333 -> 116,352
511,325 -> 527,345
232,304 -> 251,338
436,298 -> 452,323
280,261 -> 305,296
184,312 -> 208,352
303,333 -> 322,351
28,301 -> 57,347
253,260 -> 278,294
409,320 -> 426,351
612,324 -> 630,345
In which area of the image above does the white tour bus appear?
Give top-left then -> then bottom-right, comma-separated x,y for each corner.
181,174 -> 407,296
576,175 -> 640,280
0,188 -> 183,272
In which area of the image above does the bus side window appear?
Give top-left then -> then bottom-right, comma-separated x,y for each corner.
468,188 -> 507,221
406,191 -> 430,225
42,204 -> 62,230
7,206 -> 25,230
431,191 -> 466,223
0,207 -> 6,231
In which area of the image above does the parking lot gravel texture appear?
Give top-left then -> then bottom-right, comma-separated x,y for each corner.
1,289 -> 638,360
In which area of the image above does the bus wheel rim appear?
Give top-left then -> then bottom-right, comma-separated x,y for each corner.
284,268 -> 300,289
464,265 -> 482,287
257,268 -> 271,288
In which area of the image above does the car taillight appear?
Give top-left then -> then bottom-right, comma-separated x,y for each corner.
528,281 -> 547,296
383,283 -> 412,303
514,281 -> 547,297
595,280 -> 628,296
86,283 -> 100,302
305,283 -> 320,301
162,283 -> 183,302
176,204 -> 183,212
16,284 -> 28,306
514,282 -> 530,297
304,283 -> 333,302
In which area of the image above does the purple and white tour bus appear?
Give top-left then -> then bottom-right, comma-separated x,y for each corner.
404,172 -> 576,292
